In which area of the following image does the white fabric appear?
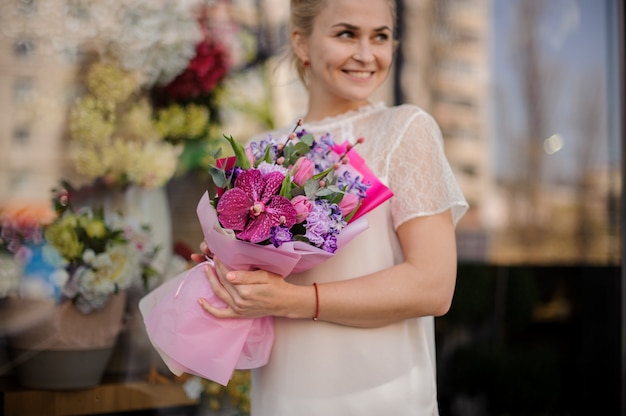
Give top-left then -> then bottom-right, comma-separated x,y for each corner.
249,102 -> 468,416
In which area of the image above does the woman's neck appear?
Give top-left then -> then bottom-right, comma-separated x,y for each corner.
303,97 -> 372,123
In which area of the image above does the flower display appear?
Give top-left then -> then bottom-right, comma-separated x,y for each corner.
68,60 -> 182,189
1,189 -> 160,314
0,203 -> 59,298
159,38 -> 230,102
150,31 -> 231,174
102,0 -> 205,88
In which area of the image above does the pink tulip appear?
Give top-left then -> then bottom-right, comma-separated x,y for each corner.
245,147 -> 255,166
291,195 -> 313,223
291,157 -> 315,187
338,193 -> 359,216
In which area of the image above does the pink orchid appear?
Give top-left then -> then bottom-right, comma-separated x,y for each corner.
216,169 -> 297,243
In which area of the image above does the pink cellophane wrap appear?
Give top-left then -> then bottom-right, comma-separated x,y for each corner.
333,141 -> 394,223
140,192 -> 371,385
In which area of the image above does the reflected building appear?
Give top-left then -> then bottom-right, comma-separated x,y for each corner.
399,0 -> 493,261
0,31 -> 75,206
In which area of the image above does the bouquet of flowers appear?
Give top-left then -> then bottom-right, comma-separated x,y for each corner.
1,188 -> 160,314
139,123 -> 393,385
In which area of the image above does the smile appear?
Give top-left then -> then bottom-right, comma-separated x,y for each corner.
344,70 -> 374,79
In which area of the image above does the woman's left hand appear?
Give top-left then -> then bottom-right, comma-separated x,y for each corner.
198,257 -> 291,319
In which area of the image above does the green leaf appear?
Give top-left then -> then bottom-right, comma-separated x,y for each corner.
210,147 -> 223,159
304,179 -> 320,198
313,165 -> 334,181
279,173 -> 293,198
261,146 -> 274,165
224,134 -> 251,169
299,133 -> 314,146
315,188 -> 335,197
209,166 -> 228,188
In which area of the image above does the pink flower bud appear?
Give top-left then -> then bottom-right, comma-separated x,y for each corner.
245,147 -> 255,165
291,195 -> 313,223
338,193 -> 360,215
291,157 -> 315,186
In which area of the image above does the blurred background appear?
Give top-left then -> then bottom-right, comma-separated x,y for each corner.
0,0 -> 623,415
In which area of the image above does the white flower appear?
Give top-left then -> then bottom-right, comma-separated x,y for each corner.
50,268 -> 69,289
82,249 -> 96,264
257,161 -> 288,176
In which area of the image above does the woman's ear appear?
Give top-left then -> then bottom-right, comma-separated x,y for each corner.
291,30 -> 309,63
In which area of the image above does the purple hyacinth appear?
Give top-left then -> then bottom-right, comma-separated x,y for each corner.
217,169 -> 297,243
270,225 -> 293,247
336,169 -> 371,199
304,200 -> 346,252
249,136 -> 279,161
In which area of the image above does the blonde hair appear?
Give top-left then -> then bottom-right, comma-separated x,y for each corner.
288,0 -> 397,86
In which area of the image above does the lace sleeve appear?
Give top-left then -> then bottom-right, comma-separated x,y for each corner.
386,109 -> 468,229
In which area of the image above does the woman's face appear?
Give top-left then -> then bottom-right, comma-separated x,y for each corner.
294,0 -> 394,115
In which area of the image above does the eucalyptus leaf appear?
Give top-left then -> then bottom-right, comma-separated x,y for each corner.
209,166 -> 227,188
300,133 -> 314,146
210,147 -> 223,159
304,179 -> 320,198
315,188 -> 335,197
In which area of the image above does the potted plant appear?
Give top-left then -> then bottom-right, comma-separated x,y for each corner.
0,188 -> 159,390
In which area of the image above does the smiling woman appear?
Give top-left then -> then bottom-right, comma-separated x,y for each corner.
191,0 -> 468,415
289,0 -> 395,120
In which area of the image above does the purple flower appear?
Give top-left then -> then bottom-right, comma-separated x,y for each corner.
321,234 -> 338,253
217,169 -> 297,243
249,137 -> 279,161
226,166 -> 244,185
304,200 -> 346,250
270,226 -> 293,247
336,168 -> 371,198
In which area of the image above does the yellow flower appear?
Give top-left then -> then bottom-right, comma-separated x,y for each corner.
84,219 -> 107,239
86,62 -> 138,104
155,103 -> 209,141
44,222 -> 83,260
69,143 -> 114,181
69,96 -> 115,145
120,140 -> 182,189
117,99 -> 162,143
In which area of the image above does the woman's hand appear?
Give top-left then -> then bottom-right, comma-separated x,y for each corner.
189,241 -> 211,264
197,257 -> 307,319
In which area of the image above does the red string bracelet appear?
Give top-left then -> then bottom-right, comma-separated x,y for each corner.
312,283 -> 319,321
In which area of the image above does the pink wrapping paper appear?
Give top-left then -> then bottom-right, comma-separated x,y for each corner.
140,192 -> 370,385
333,142 -> 394,223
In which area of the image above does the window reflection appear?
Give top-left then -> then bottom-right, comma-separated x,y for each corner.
482,0 -> 620,265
